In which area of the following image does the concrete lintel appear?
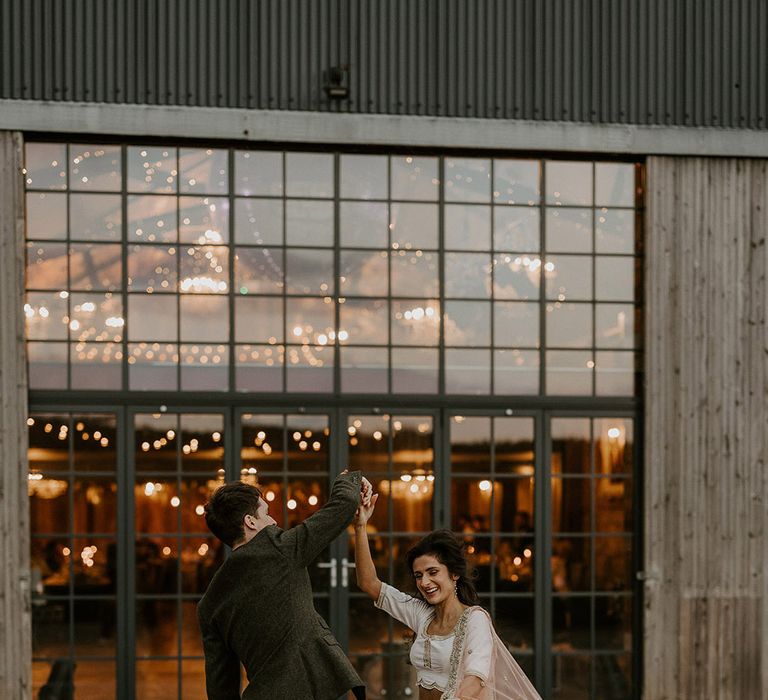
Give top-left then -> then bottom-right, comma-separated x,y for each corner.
2,99 -> 768,157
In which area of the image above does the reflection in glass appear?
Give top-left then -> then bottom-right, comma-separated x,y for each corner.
495,540 -> 535,595
27,343 -> 67,388
70,293 -> 123,342
128,245 -> 178,293
235,247 -> 284,295
340,250 -> 389,296
596,208 -> 635,254
445,349 -> 491,394
234,150 -> 283,196
180,296 -> 228,342
25,143 -> 68,190
71,343 -> 122,389
494,350 -> 540,395
594,655 -> 632,698
595,479 -> 632,533
128,295 -> 178,341
596,163 -> 635,207
452,478 -> 492,532
546,351 -> 593,395
389,203 -> 439,249
179,147 -> 228,194
285,344 -> 334,393
285,249 -> 335,295
493,254 -> 541,300
340,299 -> 389,346
552,537 -> 591,592
241,414 -> 285,472
594,418 -> 633,475
444,301 -> 491,347
546,303 -> 592,348
234,297 -> 283,343
444,158 -> 490,202
26,192 -> 67,240
348,415 -> 389,473
69,194 -> 122,240
551,478 -> 590,532
25,292 -> 69,340
594,597 -> 632,649
546,208 -> 592,253
494,159 -> 540,205
444,253 -> 492,297
180,344 -> 229,391
286,415 -> 329,472
551,418 -> 591,474
391,300 -> 439,346
235,344 -> 284,392
32,598 -> 70,656
391,156 -> 439,201
445,204 -> 492,251
551,656 -> 591,698
135,481 -> 179,533
72,414 -> 117,471
341,155 -> 388,200
234,198 -> 283,245
495,417 -> 535,473
545,161 -> 593,206
180,415 -> 224,475
286,153 -> 334,197
595,538 -> 632,590
26,242 -> 68,289
71,538 -> 116,595
494,301 -> 539,347
179,196 -> 229,244
595,256 -> 635,301
596,351 -> 635,396
450,416 -> 490,473
545,255 -> 592,300
391,348 -> 438,393
69,244 -> 122,291
493,207 -> 540,252
128,343 -> 179,391
286,200 -> 334,246
69,144 -> 122,191
340,201 -> 389,248
179,245 -> 229,294
73,479 -> 117,533
285,298 -> 335,344
127,146 -> 177,193
596,304 -> 635,348
128,195 -> 177,242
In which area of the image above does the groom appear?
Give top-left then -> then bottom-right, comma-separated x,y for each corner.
197,469 -> 369,699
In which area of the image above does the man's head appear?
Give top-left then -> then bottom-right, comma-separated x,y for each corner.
203,481 -> 276,548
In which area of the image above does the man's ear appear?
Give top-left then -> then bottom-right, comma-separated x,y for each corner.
243,513 -> 257,531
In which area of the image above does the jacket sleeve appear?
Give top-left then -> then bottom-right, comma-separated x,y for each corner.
275,470 -> 362,568
198,611 -> 241,700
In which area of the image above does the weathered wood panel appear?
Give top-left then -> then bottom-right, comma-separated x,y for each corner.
0,131 -> 30,698
645,156 -> 768,699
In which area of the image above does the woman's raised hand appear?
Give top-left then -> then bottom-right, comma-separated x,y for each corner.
355,492 -> 378,527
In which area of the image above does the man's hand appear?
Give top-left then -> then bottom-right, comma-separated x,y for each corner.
361,476 -> 373,507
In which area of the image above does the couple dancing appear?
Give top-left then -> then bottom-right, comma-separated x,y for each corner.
197,469 -> 541,700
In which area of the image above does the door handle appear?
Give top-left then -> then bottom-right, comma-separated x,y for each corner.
341,557 -> 356,588
317,558 -> 338,588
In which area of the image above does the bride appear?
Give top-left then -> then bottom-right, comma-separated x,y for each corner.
353,491 -> 542,700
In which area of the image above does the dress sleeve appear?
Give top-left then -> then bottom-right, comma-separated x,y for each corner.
374,582 -> 430,633
462,609 -> 493,682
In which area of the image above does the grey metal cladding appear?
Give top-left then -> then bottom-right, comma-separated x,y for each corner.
1,0 -> 766,129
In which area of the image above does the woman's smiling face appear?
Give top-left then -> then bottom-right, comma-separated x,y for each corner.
412,554 -> 458,605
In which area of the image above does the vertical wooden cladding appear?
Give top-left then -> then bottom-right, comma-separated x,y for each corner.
645,156 -> 768,699
0,131 -> 31,700
1,0 -> 767,128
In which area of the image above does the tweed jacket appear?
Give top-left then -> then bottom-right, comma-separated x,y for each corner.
197,470 -> 364,700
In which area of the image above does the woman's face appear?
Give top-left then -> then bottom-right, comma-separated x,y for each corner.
412,554 -> 458,605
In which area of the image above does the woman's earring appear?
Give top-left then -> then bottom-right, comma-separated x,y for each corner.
454,581 -> 458,598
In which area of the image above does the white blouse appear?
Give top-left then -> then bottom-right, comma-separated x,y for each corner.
375,583 -> 493,693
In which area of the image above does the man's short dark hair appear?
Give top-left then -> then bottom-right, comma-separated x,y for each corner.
204,481 -> 263,547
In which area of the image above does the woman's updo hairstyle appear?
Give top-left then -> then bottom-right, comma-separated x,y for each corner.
406,529 -> 479,606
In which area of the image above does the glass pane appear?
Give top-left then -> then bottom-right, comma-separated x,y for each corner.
445,253 -> 492,297
25,292 -> 69,340
286,200 -> 334,246
286,478 -> 328,527
444,300 -> 490,347
391,348 -> 438,393
69,145 -> 121,192
28,343 -> 67,388
27,242 -> 68,289
552,537 -> 591,592
128,343 -> 179,390
286,298 -> 334,344
179,245 -> 229,294
444,204 -> 491,250
391,156 -> 438,201
545,255 -> 592,301
128,244 -> 178,293
595,256 -> 636,301
180,296 -> 229,342
594,655 -> 632,698
127,146 -> 177,193
71,660 -> 117,699
286,153 -> 333,197
340,299 -> 388,345
30,470 -> 69,533
445,349 -> 491,394
285,248 -> 334,295
72,538 -> 116,595
596,163 -> 635,207
25,143 -> 67,190
596,304 -> 635,348
340,201 -> 388,248
594,598 -> 632,650
546,207 -> 592,253
494,301 -> 540,347
452,478 -> 492,532
348,415 -> 388,473
392,416 -> 434,480
135,478 -> 180,531
595,479 -> 633,533
180,344 -> 229,391
552,655 -> 591,698
340,250 -> 389,296
391,251 -> 439,297
136,601 -> 178,655
450,416 -> 491,474
390,203 -> 438,249
546,302 -> 592,348
596,351 -> 635,396
340,155 -> 388,199
69,244 -> 122,291
391,300 -> 439,346
596,208 -> 635,254
180,415 -> 224,474
128,295 -> 178,341
495,535 -> 536,590
73,419 -> 117,470
70,293 -> 123,343
241,414 -> 284,473
234,150 -> 283,196
285,345 -> 334,393
546,161 -> 593,206
128,195 -> 177,243
179,147 -> 228,194
286,416 -> 329,472
495,417 -> 535,474
494,159 -> 540,205
595,537 -> 632,590
26,192 -> 67,240
594,418 -> 633,475
235,247 -> 284,295
445,157 -> 491,202
551,418 -> 591,474
235,344 -> 284,392
179,196 -> 229,244
135,414 -> 178,472
494,349 -> 540,395
234,297 -> 283,343
493,254 -> 541,300
32,598 -> 69,656
493,206 -> 540,252
234,198 -> 283,245
496,477 -> 535,533
69,194 -> 122,241
552,478 -> 590,532
546,351 -> 593,395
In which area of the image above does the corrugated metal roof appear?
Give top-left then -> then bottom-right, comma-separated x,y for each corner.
2,0 -> 766,129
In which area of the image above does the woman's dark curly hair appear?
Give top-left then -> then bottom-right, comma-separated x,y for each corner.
405,529 -> 479,606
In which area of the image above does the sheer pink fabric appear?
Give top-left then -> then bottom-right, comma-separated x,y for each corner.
444,607 -> 542,700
